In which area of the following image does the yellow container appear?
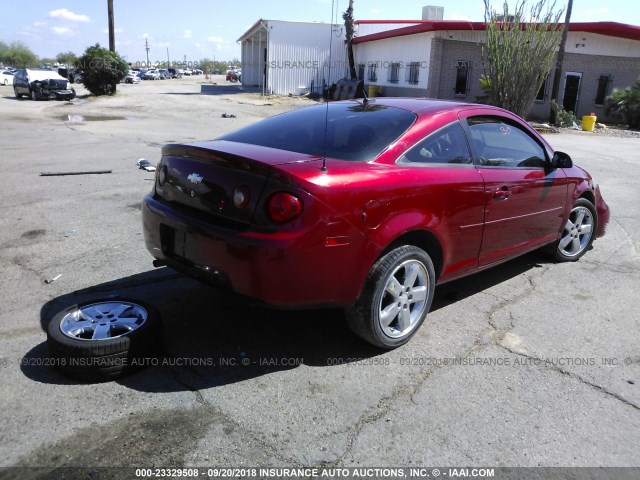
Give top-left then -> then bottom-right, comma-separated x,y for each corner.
582,115 -> 597,132
368,85 -> 380,97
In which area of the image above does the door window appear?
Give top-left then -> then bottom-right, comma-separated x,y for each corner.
466,116 -> 546,168
398,122 -> 472,165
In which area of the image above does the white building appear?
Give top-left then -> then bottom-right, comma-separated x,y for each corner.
238,19 -> 349,96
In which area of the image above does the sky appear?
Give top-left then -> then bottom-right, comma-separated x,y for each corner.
2,0 -> 638,64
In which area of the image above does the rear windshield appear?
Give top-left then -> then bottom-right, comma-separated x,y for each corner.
219,102 -> 416,161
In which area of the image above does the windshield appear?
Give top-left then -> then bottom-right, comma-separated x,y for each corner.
219,102 -> 416,161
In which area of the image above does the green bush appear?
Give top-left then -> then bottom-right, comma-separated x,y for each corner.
550,100 -> 577,128
604,77 -> 640,130
76,44 -> 128,96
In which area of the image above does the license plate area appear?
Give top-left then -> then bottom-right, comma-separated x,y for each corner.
160,224 -> 200,262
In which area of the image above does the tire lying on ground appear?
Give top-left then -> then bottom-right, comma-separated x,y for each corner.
47,299 -> 162,382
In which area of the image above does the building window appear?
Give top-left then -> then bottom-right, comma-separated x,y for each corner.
357,64 -> 365,81
368,62 -> 378,83
595,74 -> 612,106
454,61 -> 470,95
388,62 -> 401,84
536,76 -> 549,102
407,62 -> 420,85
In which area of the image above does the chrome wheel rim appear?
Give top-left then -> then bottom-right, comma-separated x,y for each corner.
558,206 -> 593,257
59,301 -> 148,341
378,259 -> 429,338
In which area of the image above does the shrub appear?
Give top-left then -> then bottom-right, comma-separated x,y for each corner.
76,44 -> 128,96
550,100 -> 577,128
604,77 -> 640,130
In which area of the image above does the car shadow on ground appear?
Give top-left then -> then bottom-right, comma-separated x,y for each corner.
22,250 -> 552,391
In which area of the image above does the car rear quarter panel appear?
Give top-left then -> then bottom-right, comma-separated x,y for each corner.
278,158 -> 486,286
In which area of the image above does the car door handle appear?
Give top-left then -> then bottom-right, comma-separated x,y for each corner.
493,186 -> 511,199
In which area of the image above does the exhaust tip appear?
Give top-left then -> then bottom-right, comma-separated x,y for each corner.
152,259 -> 166,268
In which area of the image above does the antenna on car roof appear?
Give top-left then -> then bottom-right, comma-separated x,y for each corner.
321,0 -> 336,173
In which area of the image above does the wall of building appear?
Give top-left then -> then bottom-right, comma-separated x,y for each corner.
355,31 -> 640,120
353,33 -> 432,95
266,21 -> 348,95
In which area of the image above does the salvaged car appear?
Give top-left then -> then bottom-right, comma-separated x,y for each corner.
141,99 -> 609,348
13,68 -> 76,100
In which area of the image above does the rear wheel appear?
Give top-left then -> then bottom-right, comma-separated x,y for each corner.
346,246 -> 435,349
551,198 -> 597,262
31,89 -> 39,101
14,87 -> 22,98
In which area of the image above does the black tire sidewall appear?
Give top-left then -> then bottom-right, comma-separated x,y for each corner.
348,246 -> 436,349
47,298 -> 162,381
554,198 -> 598,262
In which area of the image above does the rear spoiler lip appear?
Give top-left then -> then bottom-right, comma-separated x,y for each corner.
161,140 -> 324,167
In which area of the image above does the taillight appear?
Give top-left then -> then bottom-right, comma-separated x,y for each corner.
268,192 -> 303,223
233,186 -> 250,209
157,165 -> 167,186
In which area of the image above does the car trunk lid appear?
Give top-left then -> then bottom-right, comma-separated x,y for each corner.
155,140 -> 321,228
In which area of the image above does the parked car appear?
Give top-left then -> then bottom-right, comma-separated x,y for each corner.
125,71 -> 141,84
0,69 -> 14,86
168,68 -> 183,78
226,68 -> 241,83
143,69 -> 160,80
158,69 -> 170,80
142,99 -> 610,349
13,68 -> 76,100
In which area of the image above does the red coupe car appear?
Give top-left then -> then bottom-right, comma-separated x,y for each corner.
142,99 -> 609,348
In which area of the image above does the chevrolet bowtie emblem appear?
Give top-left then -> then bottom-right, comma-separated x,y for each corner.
187,173 -> 203,184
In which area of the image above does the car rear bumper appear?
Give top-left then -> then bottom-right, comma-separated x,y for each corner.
142,194 -> 370,308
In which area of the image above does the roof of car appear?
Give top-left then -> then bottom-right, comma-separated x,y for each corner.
24,68 -> 67,82
343,97 -> 504,116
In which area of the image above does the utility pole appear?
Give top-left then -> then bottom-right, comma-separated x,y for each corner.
549,0 -> 573,124
145,38 -> 150,67
107,0 -> 115,52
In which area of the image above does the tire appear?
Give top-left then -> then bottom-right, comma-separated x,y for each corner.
31,89 -> 38,101
14,87 -> 22,99
47,299 -> 163,382
346,246 -> 436,349
551,198 -> 597,262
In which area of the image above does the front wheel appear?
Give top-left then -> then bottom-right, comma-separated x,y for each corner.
346,246 -> 435,349
551,198 -> 597,262
31,89 -> 39,101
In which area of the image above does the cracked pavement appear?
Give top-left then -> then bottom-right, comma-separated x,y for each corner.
0,77 -> 638,473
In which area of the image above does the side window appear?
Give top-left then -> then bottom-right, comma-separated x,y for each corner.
466,116 -> 546,168
399,122 -> 472,165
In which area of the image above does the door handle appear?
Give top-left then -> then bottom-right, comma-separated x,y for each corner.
493,186 -> 510,199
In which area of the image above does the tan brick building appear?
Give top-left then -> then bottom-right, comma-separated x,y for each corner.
352,20 -> 640,120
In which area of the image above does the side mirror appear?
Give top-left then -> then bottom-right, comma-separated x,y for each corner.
551,151 -> 573,169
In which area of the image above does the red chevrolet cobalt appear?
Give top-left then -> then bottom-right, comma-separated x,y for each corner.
142,99 -> 609,348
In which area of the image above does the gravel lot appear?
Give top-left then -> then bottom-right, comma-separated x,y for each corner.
0,75 -> 638,476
